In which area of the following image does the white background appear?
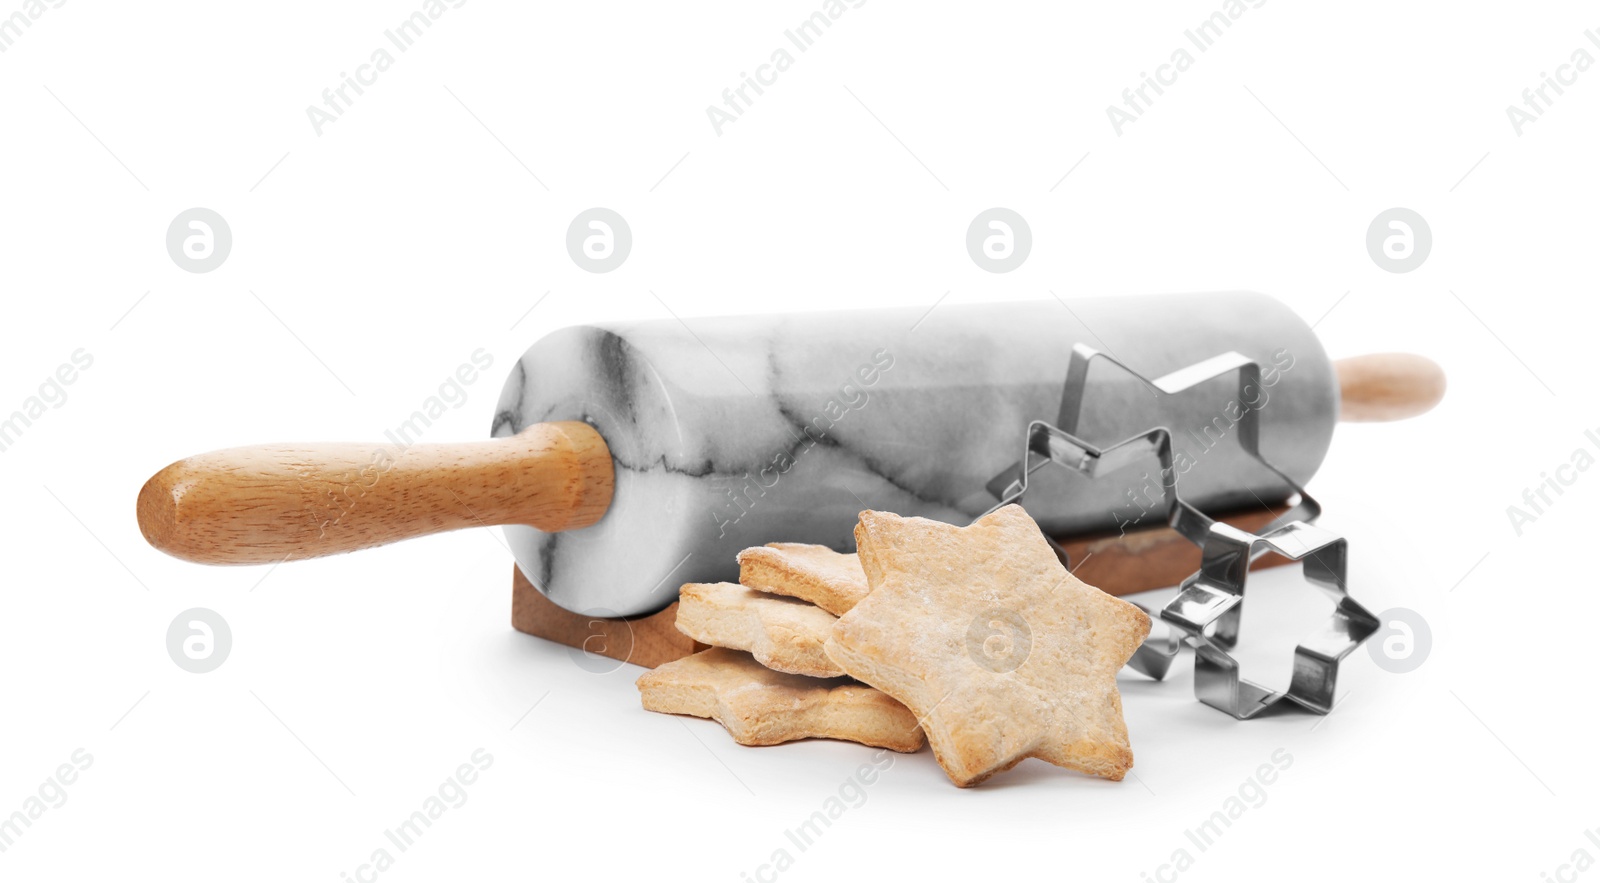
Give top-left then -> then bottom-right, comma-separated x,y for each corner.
2,1 -> 1596,880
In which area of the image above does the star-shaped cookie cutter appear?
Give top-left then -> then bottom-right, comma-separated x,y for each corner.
983,345 -> 1377,717
1166,519 -> 1377,717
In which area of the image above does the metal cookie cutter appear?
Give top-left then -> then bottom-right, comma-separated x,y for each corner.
1166,519 -> 1377,717
983,345 -> 1377,717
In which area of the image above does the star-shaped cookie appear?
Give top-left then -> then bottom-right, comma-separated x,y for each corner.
674,582 -> 844,677
824,505 -> 1150,787
636,648 -> 925,752
737,543 -> 870,616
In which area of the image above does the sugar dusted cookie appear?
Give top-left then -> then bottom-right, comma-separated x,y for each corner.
675,582 -> 844,678
824,505 -> 1150,787
737,543 -> 869,616
636,647 -> 924,752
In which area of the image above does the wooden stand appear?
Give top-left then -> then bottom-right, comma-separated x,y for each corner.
511,505 -> 1293,669
511,569 -> 706,669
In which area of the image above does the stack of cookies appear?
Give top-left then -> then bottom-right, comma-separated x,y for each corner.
636,505 -> 1152,788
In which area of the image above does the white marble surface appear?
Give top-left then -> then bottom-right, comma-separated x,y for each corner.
492,293 -> 1337,615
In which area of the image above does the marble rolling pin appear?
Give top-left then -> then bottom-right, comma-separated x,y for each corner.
138,292 -> 1445,616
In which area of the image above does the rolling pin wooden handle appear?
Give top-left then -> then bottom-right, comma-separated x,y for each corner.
137,421 -> 614,565
1334,353 -> 1446,422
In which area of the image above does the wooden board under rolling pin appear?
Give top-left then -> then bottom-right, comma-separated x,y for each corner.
135,292 -> 1445,666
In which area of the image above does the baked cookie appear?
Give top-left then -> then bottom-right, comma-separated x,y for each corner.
737,543 -> 869,616
824,505 -> 1150,787
637,647 -> 924,752
675,582 -> 843,678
